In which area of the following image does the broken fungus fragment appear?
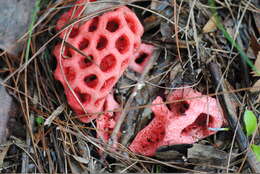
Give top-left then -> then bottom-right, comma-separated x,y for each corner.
96,94 -> 121,142
129,88 -> 224,156
53,2 -> 144,123
129,97 -> 170,156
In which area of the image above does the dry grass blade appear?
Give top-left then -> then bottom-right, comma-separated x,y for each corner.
110,48 -> 161,145
44,104 -> 65,126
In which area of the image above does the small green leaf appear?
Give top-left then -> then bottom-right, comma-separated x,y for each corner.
252,144 -> 260,162
35,116 -> 44,125
243,110 -> 257,136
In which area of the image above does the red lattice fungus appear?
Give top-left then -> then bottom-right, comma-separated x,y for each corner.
129,43 -> 155,73
129,88 -> 224,156
53,1 -> 144,123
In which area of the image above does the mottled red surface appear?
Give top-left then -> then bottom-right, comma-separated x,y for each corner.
129,97 -> 169,156
129,43 -> 154,73
129,88 -> 224,156
54,2 -> 143,122
96,94 -> 121,142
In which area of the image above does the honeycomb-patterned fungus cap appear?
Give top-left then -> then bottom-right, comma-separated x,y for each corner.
129,88 -> 224,156
54,3 -> 144,123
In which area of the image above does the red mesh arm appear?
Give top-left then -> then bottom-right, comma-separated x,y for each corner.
129,43 -> 154,73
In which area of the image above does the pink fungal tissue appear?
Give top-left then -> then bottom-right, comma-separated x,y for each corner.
129,88 -> 224,156
53,0 -> 224,156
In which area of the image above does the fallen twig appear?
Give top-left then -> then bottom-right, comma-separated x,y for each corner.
109,49 -> 161,146
209,62 -> 260,173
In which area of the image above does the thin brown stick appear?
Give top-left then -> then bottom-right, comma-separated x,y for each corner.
109,49 -> 161,145
209,62 -> 260,173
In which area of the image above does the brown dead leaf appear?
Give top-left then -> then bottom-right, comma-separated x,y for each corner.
83,0 -> 128,16
257,96 -> 260,103
202,16 -> 217,33
0,143 -> 11,168
250,79 -> 260,93
0,0 -> 34,56
253,12 -> 260,34
252,51 -> 260,76
251,54 -> 260,101
250,35 -> 260,57
144,15 -> 158,24
0,80 -> 13,144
